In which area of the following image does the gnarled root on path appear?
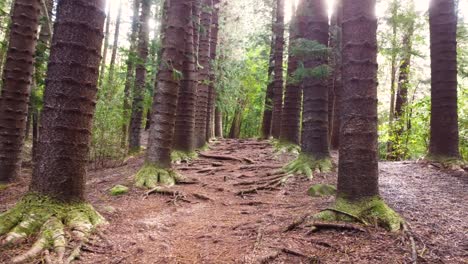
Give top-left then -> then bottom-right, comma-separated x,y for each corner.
0,194 -> 106,263
283,153 -> 333,179
313,196 -> 404,232
135,163 -> 184,189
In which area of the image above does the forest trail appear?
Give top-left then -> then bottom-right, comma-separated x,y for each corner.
1,139 -> 467,264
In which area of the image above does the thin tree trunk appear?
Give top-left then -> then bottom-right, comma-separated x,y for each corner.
194,0 -> 213,148
215,106 -> 223,138
337,0 -> 379,200
206,0 -> 220,141
146,0 -> 190,168
31,0 -> 106,201
98,0 -> 112,87
229,103 -> 244,139
300,0 -> 330,159
428,0 -> 460,159
107,0 -> 123,88
129,0 -> 151,151
0,0 -> 40,183
271,0 -> 285,139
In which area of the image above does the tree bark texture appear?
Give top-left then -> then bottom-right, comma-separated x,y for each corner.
429,0 -> 460,158
271,0 -> 285,139
129,0 -> 151,151
337,0 -> 380,200
146,0 -> 189,168
0,0 -> 41,183
206,0 -> 220,141
31,0 -> 106,201
215,106 -> 223,138
98,0 -> 111,87
300,0 -> 330,159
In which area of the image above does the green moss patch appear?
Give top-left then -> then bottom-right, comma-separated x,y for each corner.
308,184 -> 336,197
134,163 -> 180,189
171,150 -> 198,163
272,139 -> 301,154
283,153 -> 332,179
0,183 -> 8,192
109,185 -> 129,196
314,196 -> 404,232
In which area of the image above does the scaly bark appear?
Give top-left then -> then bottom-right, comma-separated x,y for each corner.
271,0 -> 285,139
31,0 -> 106,201
129,0 -> 151,151
146,0 -> 190,168
428,0 -> 460,159
300,0 -> 330,159
206,0 -> 220,142
194,0 -> 213,148
0,0 -> 41,183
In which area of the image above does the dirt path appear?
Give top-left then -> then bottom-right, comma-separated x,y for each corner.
1,139 -> 467,263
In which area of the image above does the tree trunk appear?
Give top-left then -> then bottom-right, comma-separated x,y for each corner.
107,0 -> 123,88
337,0 -> 379,200
215,106 -> 223,138
428,0 -> 460,159
194,0 -> 213,148
31,0 -> 106,201
98,0 -> 111,87
146,0 -> 190,168
129,0 -> 151,151
122,0 -> 141,148
229,104 -> 243,139
0,0 -> 41,183
206,0 -> 220,141
271,0 -> 285,139
279,3 -> 301,145
300,0 -> 330,159
173,0 -> 198,153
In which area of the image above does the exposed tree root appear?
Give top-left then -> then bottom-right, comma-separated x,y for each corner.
236,177 -> 286,196
308,221 -> 367,233
313,197 -> 404,231
198,152 -> 245,163
284,215 -> 310,232
283,153 -> 332,179
135,163 -> 183,189
171,150 -> 198,164
0,194 -> 105,263
239,164 -> 283,170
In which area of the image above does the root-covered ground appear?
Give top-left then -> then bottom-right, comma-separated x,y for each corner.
1,139 -> 467,263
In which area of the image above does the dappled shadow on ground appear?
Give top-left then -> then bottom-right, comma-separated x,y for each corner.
0,139 -> 466,263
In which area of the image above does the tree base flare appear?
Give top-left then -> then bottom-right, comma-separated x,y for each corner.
313,197 -> 404,232
171,150 -> 197,164
425,155 -> 466,170
272,139 -> 301,154
0,194 -> 106,263
283,154 -> 332,179
134,164 -> 182,189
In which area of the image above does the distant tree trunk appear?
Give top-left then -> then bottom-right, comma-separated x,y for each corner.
107,0 -> 123,88
279,3 -> 300,145
328,0 -> 342,150
122,0 -> 141,148
194,0 -> 213,148
206,0 -> 220,141
428,0 -> 460,159
386,2 -> 398,155
129,0 -> 151,151
0,0 -> 40,183
98,0 -> 112,87
192,0 -> 201,64
300,0 -> 330,159
146,0 -> 189,168
337,0 -> 379,199
229,103 -> 244,139
173,0 -> 198,153
271,0 -> 285,139
31,0 -> 106,201
215,106 -> 223,138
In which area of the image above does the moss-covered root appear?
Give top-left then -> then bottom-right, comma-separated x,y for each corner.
0,194 -> 106,263
134,164 -> 183,189
283,154 -> 333,179
313,197 -> 404,232
171,150 -> 198,164
272,140 -> 301,154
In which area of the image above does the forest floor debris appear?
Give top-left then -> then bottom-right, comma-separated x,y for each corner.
1,138 -> 467,263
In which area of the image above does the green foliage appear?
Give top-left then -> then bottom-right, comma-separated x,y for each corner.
283,153 -> 332,179
290,63 -> 331,84
290,39 -> 329,59
109,185 -> 129,196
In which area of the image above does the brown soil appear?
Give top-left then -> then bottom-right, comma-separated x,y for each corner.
1,139 -> 467,263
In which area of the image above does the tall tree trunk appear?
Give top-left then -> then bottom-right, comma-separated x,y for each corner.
173,0 -> 197,153
229,103 -> 244,139
146,0 -> 189,168
386,1 -> 398,156
300,0 -> 330,159
429,0 -> 460,159
129,0 -> 151,151
279,3 -> 301,145
206,0 -> 220,141
98,0 -> 111,87
0,0 -> 40,183
338,0 -> 379,200
271,0 -> 285,139
122,0 -> 141,148
107,0 -> 123,88
215,106 -> 223,138
328,0 -> 342,150
31,0 -> 106,201
194,0 -> 213,148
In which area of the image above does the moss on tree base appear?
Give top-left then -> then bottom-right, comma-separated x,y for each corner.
313,197 -> 404,232
0,193 -> 105,263
171,150 -> 198,164
283,153 -> 332,179
134,163 -> 182,189
425,155 -> 466,170
272,139 -> 301,154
